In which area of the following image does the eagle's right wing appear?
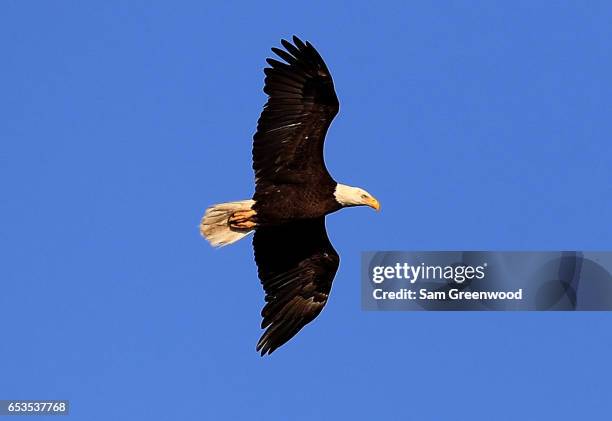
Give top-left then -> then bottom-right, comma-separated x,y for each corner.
252,217 -> 339,355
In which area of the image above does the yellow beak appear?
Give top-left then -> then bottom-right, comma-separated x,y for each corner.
366,197 -> 381,212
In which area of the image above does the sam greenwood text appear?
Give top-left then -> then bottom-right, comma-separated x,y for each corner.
373,288 -> 523,301
370,262 -> 523,301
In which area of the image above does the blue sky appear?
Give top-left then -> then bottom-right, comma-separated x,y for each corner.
1,1 -> 612,420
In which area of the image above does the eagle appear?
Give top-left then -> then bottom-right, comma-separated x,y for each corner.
200,36 -> 380,355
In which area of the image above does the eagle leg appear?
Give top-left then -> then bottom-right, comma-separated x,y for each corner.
231,220 -> 257,229
228,210 -> 257,230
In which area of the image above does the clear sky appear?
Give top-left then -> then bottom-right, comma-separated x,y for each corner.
2,1 -> 612,420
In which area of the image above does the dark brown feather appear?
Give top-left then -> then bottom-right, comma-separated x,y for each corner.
252,36 -> 340,198
253,217 -> 339,355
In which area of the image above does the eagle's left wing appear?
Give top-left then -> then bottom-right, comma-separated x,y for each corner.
253,36 -> 339,193
252,217 -> 339,355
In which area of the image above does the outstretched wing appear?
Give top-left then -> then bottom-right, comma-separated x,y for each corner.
252,217 -> 339,355
253,36 -> 339,193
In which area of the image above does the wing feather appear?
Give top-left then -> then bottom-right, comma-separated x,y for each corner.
253,217 -> 339,355
253,36 -> 339,195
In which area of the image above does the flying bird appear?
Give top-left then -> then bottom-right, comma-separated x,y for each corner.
201,36 -> 380,355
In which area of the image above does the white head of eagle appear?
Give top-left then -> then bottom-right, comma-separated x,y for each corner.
334,183 -> 380,211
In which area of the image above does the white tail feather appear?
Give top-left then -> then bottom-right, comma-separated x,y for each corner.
200,199 -> 255,247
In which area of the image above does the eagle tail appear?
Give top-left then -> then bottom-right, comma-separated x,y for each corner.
200,199 -> 256,247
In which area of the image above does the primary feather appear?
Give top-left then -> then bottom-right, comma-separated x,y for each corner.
253,35 -> 339,190
253,217 -> 339,355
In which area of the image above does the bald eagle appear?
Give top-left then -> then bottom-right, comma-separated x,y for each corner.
201,36 -> 379,355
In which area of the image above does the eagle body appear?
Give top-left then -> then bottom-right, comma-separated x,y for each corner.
201,36 -> 379,355
252,181 -> 341,225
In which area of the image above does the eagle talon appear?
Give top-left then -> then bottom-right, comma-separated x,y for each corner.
228,209 -> 257,230
231,220 -> 257,230
229,209 -> 256,222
